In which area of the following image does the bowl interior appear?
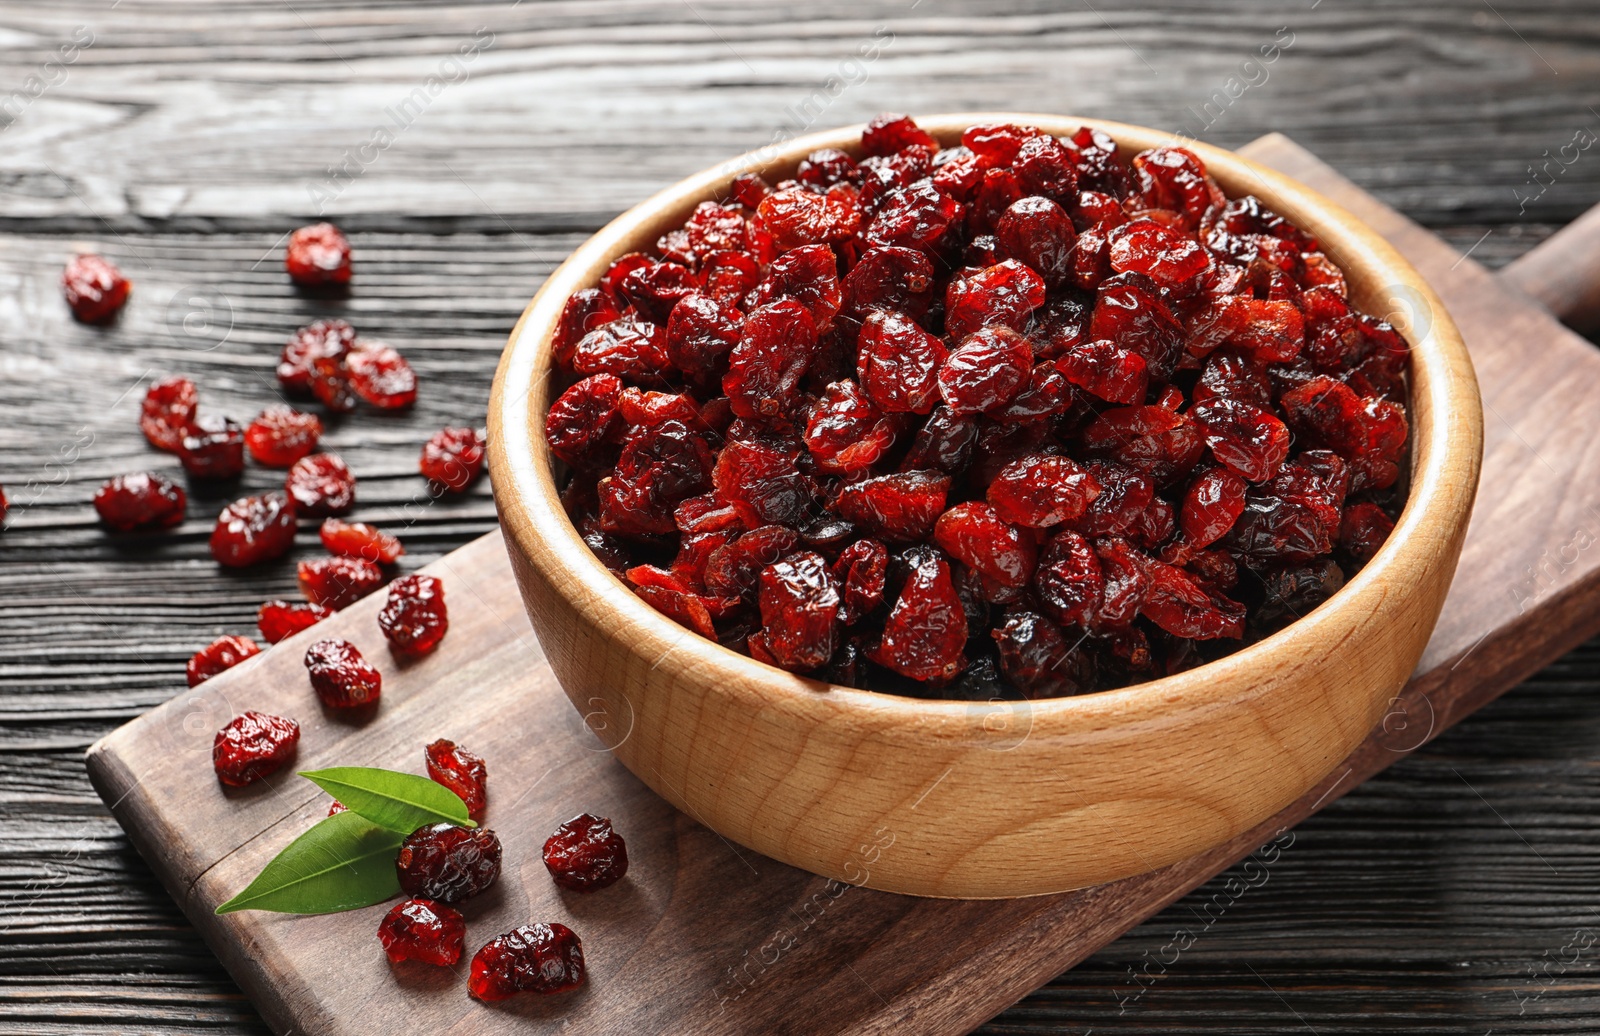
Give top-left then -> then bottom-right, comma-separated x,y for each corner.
489,112 -> 1477,741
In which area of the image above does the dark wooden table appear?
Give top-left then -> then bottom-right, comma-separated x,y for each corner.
3,2 -> 1598,1032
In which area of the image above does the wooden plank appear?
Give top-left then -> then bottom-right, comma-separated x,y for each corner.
81,133 -> 1600,1034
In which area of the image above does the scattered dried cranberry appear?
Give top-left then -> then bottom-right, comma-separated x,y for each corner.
469,922 -> 586,1001
257,599 -> 332,643
212,711 -> 299,787
285,453 -> 356,516
542,113 -> 1411,698
93,473 -> 186,531
62,253 -> 130,323
378,574 -> 449,654
140,377 -> 198,452
319,517 -> 403,564
178,416 -> 246,479
542,813 -> 629,892
396,822 -> 501,902
298,555 -> 384,609
425,739 -> 486,820
187,634 -> 261,687
210,492 -> 297,568
245,406 -> 322,467
279,319 -> 354,395
285,222 -> 352,285
303,638 -> 381,709
346,343 -> 417,409
378,898 -> 466,967
420,427 -> 486,492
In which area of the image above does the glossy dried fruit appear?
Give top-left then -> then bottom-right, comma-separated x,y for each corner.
468,923 -> 585,1001
319,517 -> 403,564
93,473 -> 186,531
140,377 -> 198,452
187,634 -> 261,687
420,426 -> 486,492
179,416 -> 246,479
279,319 -> 355,395
425,738 -> 486,820
303,638 -> 382,709
396,822 -> 501,903
257,599 -> 332,643
542,812 -> 629,892
378,898 -> 466,967
212,712 -> 299,787
245,405 -> 322,467
379,574 -> 449,655
210,492 -> 297,568
345,343 -> 417,409
285,453 -> 356,517
298,555 -> 384,610
542,114 -> 1410,700
62,253 -> 130,323
285,222 -> 352,285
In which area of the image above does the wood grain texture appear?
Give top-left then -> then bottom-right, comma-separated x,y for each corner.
81,133 -> 1600,1034
8,1 -> 1600,1032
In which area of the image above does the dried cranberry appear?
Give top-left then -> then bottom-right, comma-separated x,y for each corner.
318,517 -> 403,565
542,812 -> 629,892
728,171 -> 770,208
345,343 -> 417,409
1108,217 -> 1210,287
245,405 -> 322,467
864,181 -> 963,252
703,524 -> 800,597
469,922 -> 585,1001
724,298 -> 818,421
945,260 -> 1046,340
210,492 -> 297,567
298,556 -> 384,609
425,738 -> 486,819
420,427 -> 486,492
1190,398 -> 1291,482
212,712 -> 299,787
757,186 -> 860,252
379,574 -> 449,655
279,319 -> 355,395
378,898 -> 466,967
870,553 -> 966,681
756,552 -> 840,672
863,112 -> 939,156
179,416 -> 245,479
804,380 -> 896,474
187,634 -> 261,687
938,327 -> 1033,414
1340,501 -> 1394,564
62,254 -> 130,323
93,473 -> 186,531
396,822 -> 501,902
835,470 -> 950,542
140,376 -> 198,452
713,436 -> 808,527
303,638 -> 382,709
933,502 -> 1036,594
257,599 -> 332,643
546,374 -> 623,469
285,222 -> 352,285
600,420 -> 714,536
993,611 -> 1091,698
285,453 -> 356,517
857,309 -> 948,414
986,454 -> 1102,528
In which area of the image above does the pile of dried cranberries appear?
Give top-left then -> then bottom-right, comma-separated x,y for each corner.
544,114 -> 1410,699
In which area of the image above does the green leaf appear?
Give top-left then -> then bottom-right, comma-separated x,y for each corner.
214,811 -> 405,915
298,766 -> 474,833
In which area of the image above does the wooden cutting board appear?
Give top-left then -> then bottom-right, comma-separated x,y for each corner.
86,134 -> 1600,1036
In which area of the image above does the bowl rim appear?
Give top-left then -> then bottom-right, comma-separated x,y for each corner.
488,111 -> 1481,742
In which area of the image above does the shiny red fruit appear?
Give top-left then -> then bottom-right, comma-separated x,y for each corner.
285,222 -> 352,285
378,898 -> 465,967
419,427 -> 486,492
210,492 -> 297,568
396,822 -> 500,903
378,574 -> 448,655
62,253 -> 130,323
212,711 -> 299,787
297,555 -> 384,610
284,453 -> 356,517
93,473 -> 186,531
425,739 -> 487,820
469,922 -> 586,1001
319,517 -> 403,564
346,343 -> 417,409
179,416 -> 246,480
245,405 -> 322,467
257,599 -> 332,643
542,813 -> 628,892
140,377 -> 198,452
187,634 -> 261,687
303,638 -> 382,709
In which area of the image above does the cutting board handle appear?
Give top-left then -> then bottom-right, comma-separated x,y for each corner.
1499,201 -> 1600,333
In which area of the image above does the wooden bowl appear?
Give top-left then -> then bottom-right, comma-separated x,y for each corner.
488,113 -> 1482,898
